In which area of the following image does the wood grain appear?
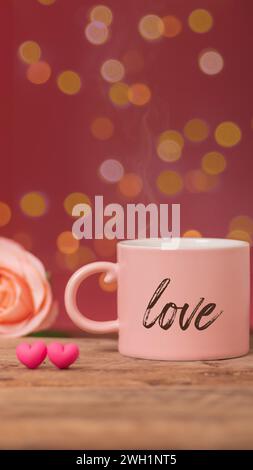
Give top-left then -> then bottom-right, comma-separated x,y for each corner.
0,336 -> 253,449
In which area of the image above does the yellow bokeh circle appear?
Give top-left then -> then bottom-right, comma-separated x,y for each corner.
57,71 -> 81,95
90,5 -> 113,26
156,170 -> 183,196
202,151 -> 226,175
159,130 -> 184,148
57,231 -> 79,254
20,192 -> 47,217
64,192 -> 91,216
109,82 -> 129,106
138,14 -> 164,41
229,215 -> 253,235
184,118 -> 209,142
0,202 -> 11,227
227,230 -> 252,245
157,140 -> 182,162
214,121 -> 241,147
188,9 -> 213,33
19,41 -> 41,64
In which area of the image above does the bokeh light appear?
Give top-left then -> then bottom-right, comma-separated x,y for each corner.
38,0 -> 56,4
85,21 -> 109,45
122,50 -> 144,74
202,151 -> 226,175
99,272 -> 117,292
128,83 -> 151,106
26,61 -> 51,85
20,192 -> 47,217
199,49 -> 224,75
157,130 -> 184,162
227,230 -> 252,245
214,121 -> 241,147
229,215 -> 253,235
159,130 -> 184,148
91,117 -> 114,140
13,232 -> 33,251
57,231 -> 79,254
18,41 -> 41,64
185,169 -> 218,193
183,230 -> 202,238
156,170 -> 183,196
118,173 -> 143,198
138,14 -> 164,41
64,192 -> 91,217
90,5 -> 113,26
109,82 -> 129,107
56,245 -> 96,271
93,238 -> 117,257
188,9 -> 213,33
57,71 -> 81,95
162,16 -> 182,38
99,159 -> 124,183
184,118 -> 209,142
0,202 -> 11,227
101,59 -> 125,83
157,140 -> 182,162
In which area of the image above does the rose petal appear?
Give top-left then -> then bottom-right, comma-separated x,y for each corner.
38,300 -> 58,331
0,237 -> 55,338
0,270 -> 33,323
0,238 -> 45,311
0,282 -> 52,337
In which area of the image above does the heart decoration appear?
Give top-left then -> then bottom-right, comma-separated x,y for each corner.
47,342 -> 79,369
16,341 -> 47,369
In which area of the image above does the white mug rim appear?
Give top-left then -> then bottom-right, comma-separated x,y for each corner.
118,237 -> 249,250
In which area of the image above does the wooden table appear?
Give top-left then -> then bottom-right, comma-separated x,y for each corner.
0,336 -> 253,450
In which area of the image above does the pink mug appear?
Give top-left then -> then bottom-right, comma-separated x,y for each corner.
64,238 -> 250,360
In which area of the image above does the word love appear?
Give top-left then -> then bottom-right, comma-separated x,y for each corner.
143,279 -> 223,331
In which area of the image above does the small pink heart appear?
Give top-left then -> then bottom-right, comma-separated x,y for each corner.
16,341 -> 47,369
47,342 -> 79,369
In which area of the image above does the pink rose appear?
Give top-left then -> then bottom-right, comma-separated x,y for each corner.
0,237 -> 57,337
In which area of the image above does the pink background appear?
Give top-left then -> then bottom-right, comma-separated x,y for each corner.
1,0 -> 252,331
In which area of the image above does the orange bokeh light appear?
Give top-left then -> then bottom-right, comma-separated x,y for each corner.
185,169 -> 218,193
57,231 -> 79,255
91,117 -> 114,140
26,61 -> 51,85
99,272 -> 117,292
128,83 -> 151,106
0,202 -> 11,227
118,173 -> 143,198
183,230 -> 202,238
162,16 -> 182,38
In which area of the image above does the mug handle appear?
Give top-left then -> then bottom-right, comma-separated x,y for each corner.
64,261 -> 119,334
